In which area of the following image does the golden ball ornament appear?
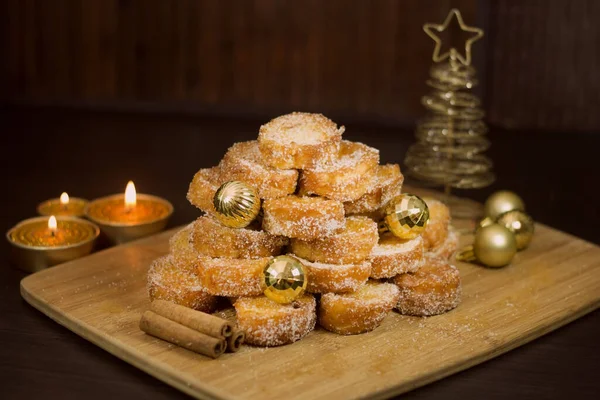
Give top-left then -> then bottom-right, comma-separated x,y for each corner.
378,194 -> 430,240
263,255 -> 307,304
496,210 -> 534,250
484,190 -> 525,220
213,181 -> 261,228
473,223 -> 517,268
477,216 -> 495,230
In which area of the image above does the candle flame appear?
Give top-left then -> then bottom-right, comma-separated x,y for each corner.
125,181 -> 137,208
48,215 -> 57,231
60,192 -> 70,205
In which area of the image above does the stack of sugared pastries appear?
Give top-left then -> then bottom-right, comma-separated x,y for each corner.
148,112 -> 461,347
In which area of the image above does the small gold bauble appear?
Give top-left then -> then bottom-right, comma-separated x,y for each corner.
484,190 -> 525,220
379,194 -> 430,240
496,210 -> 534,250
263,255 -> 307,304
477,216 -> 495,230
213,181 -> 261,228
473,223 -> 517,268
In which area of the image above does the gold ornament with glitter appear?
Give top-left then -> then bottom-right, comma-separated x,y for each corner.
263,255 -> 307,304
378,194 -> 430,240
213,181 -> 261,228
496,210 -> 534,250
457,223 -> 517,268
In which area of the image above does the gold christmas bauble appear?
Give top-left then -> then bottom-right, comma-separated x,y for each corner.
473,223 -> 517,268
477,216 -> 495,230
213,181 -> 261,228
484,190 -> 525,220
263,256 -> 307,304
379,194 -> 430,240
496,210 -> 534,250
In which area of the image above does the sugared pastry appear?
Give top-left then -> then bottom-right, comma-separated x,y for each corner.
421,198 -> 450,250
197,256 -> 270,297
234,295 -> 317,346
299,141 -> 380,202
343,164 -> 404,217
318,281 -> 400,335
290,216 -> 378,264
293,255 -> 371,294
219,141 -> 298,199
368,234 -> 424,279
168,223 -> 198,273
150,110 -> 465,348
147,255 -> 218,312
393,259 -> 461,316
258,112 -> 344,169
262,195 -> 345,240
427,227 -> 459,261
190,216 -> 288,259
186,166 -> 223,215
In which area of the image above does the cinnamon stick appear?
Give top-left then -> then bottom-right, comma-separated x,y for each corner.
226,329 -> 245,353
139,311 -> 225,358
150,300 -> 233,338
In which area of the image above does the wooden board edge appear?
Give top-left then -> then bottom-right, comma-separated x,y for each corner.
19,279 -> 230,400
21,272 -> 600,400
368,299 -> 600,400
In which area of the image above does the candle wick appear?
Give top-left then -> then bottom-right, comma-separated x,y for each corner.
51,230 -> 56,238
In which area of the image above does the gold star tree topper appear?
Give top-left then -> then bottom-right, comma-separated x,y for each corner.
423,8 -> 483,66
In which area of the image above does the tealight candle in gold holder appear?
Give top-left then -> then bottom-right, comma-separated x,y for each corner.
6,215 -> 100,273
85,181 -> 173,244
37,192 -> 88,217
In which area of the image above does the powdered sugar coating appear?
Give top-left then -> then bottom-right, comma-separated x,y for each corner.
197,256 -> 270,297
259,112 -> 343,145
319,281 -> 400,335
147,255 -> 217,312
426,227 -> 459,261
186,167 -> 223,215
168,223 -> 199,273
292,254 -> 371,294
299,141 -> 379,202
219,141 -> 298,199
344,164 -> 404,215
262,196 -> 345,240
421,198 -> 451,250
235,295 -> 317,346
369,234 -> 425,278
258,112 -> 343,169
393,259 -> 461,316
191,216 -> 288,259
290,216 -> 378,264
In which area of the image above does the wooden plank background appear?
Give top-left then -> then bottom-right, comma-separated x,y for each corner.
486,0 -> 600,131
1,0 -> 598,130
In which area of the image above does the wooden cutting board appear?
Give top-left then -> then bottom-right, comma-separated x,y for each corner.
20,197 -> 600,400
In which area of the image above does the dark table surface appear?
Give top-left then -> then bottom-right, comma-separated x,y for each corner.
1,106 -> 599,400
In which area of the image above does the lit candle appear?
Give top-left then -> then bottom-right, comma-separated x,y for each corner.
125,180 -> 137,210
6,215 -> 100,273
48,215 -> 57,237
85,181 -> 173,244
37,192 -> 88,217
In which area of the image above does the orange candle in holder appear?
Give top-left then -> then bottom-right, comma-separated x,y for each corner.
6,215 -> 100,273
37,192 -> 88,217
85,181 -> 173,244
